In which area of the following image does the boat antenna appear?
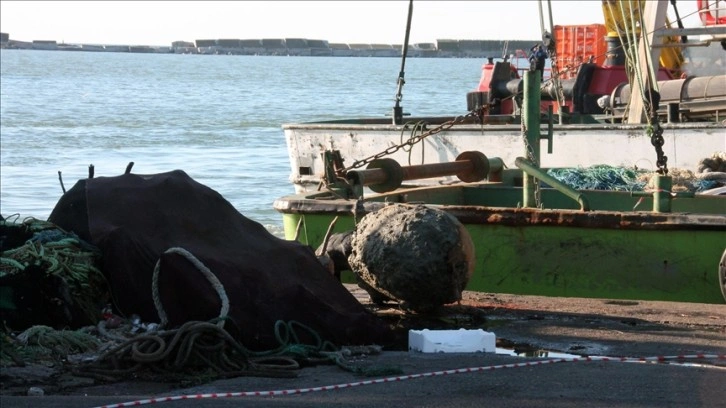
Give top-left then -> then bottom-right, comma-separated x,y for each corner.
393,0 -> 414,125
669,0 -> 688,44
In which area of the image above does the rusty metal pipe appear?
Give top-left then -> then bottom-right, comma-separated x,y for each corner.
347,160 -> 475,189
347,151 -> 496,193
401,160 -> 474,180
348,167 -> 389,186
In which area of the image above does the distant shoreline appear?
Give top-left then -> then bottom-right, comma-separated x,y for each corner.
0,36 -> 539,58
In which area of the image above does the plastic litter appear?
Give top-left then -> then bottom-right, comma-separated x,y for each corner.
408,328 -> 496,353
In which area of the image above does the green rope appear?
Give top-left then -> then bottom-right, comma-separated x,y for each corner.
72,318 -> 399,381
1,324 -> 101,366
1,218 -> 109,324
0,257 -> 25,271
547,165 -> 647,191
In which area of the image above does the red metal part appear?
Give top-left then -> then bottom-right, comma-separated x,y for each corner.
698,0 -> 726,26
477,60 -> 517,115
477,63 -> 673,116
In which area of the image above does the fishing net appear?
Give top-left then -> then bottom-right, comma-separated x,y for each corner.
546,153 -> 726,193
0,216 -> 110,331
546,165 -> 647,191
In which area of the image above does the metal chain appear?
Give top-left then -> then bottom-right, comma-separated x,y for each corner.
521,122 -> 542,208
341,111 -> 478,173
648,121 -> 668,175
547,48 -> 567,108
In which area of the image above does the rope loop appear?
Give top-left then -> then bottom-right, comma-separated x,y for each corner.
151,247 -> 229,329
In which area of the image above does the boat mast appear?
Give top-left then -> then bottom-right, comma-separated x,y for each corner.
393,0 -> 414,125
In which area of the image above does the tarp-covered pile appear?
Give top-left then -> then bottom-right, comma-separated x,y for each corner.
45,170 -> 392,350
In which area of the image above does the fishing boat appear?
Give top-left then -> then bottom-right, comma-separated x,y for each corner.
283,0 -> 725,194
274,1 -> 726,304
275,68 -> 726,305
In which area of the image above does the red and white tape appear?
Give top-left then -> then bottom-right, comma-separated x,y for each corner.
92,353 -> 725,408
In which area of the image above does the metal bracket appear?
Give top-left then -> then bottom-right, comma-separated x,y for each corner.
542,104 -> 554,154
654,26 -> 726,37
321,150 -> 359,198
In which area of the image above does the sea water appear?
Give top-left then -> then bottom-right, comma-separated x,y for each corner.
1,49 -> 491,236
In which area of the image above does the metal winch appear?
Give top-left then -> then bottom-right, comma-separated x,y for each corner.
322,150 -> 503,198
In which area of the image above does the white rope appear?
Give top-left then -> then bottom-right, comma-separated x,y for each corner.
635,0 -> 660,117
621,0 -> 647,102
605,3 -> 635,116
151,247 -> 230,329
638,6 -> 659,90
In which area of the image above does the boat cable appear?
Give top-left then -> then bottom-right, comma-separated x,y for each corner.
569,1 -> 680,176
538,0 -> 566,108
604,2 -> 633,114
618,0 -> 646,117
399,120 -> 428,165
90,353 -> 726,408
670,0 -> 688,44
627,2 -> 669,175
392,0 -> 414,125
340,111 -> 479,174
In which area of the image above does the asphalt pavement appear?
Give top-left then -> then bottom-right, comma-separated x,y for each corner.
2,287 -> 725,408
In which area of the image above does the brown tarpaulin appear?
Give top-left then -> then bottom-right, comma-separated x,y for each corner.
48,170 -> 392,350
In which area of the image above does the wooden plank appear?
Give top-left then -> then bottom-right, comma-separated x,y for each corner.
627,0 -> 669,124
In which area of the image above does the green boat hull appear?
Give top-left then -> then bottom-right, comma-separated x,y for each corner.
276,187 -> 726,304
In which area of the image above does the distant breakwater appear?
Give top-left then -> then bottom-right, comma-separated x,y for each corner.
0,36 -> 539,58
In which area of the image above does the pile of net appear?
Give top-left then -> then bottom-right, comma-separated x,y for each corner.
546,165 -> 647,191
546,153 -> 726,193
0,216 -> 109,330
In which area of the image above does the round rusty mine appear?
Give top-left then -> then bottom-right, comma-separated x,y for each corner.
348,203 -> 475,312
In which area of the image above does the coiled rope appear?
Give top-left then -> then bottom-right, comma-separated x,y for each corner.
74,247 -> 398,382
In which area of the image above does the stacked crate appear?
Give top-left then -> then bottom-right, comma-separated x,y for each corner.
553,24 -> 607,79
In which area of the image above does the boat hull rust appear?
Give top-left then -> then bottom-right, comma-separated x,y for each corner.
274,193 -> 726,304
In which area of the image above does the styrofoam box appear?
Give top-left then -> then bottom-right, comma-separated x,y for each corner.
408,329 -> 496,353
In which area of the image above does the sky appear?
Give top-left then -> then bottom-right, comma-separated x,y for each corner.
0,1 -> 706,47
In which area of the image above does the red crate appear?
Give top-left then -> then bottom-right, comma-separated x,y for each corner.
553,24 -> 608,79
